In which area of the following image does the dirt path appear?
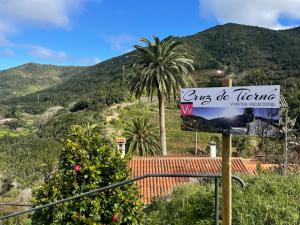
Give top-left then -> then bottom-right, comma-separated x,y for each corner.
106,102 -> 135,123
105,97 -> 157,136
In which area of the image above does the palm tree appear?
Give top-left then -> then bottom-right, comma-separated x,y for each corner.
124,117 -> 159,156
130,36 -> 195,155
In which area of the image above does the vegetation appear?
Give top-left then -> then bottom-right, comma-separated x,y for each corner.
0,110 -> 106,186
0,23 -> 300,222
107,101 -> 223,155
0,135 -> 62,186
0,63 -> 82,100
125,117 -> 159,156
31,124 -> 143,224
130,36 -> 195,155
144,172 -> 300,225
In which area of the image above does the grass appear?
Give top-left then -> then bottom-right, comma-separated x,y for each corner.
0,127 -> 19,138
0,127 -> 33,138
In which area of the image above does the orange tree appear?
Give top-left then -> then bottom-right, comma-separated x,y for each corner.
31,124 -> 143,224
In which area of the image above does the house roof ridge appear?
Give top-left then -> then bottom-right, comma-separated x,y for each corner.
130,155 -> 245,159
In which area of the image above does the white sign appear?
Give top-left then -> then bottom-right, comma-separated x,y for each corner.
181,85 -> 280,108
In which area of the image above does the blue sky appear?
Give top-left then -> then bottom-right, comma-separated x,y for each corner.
1,0 -> 300,70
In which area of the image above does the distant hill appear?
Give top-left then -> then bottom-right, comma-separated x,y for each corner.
2,23 -> 300,126
4,53 -> 137,114
0,63 -> 85,99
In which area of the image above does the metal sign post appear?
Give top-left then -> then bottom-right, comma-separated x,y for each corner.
222,78 -> 232,225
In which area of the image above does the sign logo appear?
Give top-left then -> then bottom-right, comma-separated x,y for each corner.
180,103 -> 193,115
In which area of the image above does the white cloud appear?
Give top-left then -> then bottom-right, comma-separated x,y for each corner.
0,35 -> 11,46
1,48 -> 16,57
100,33 -> 135,52
79,56 -> 101,65
91,57 -> 101,64
0,20 -> 15,46
0,0 -> 85,46
0,0 -> 83,28
0,20 -> 16,34
199,0 -> 300,29
27,45 -> 68,61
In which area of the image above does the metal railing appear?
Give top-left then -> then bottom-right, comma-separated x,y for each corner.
0,173 -> 246,225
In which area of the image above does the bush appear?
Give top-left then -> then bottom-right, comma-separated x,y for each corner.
232,173 -> 300,225
144,173 -> 300,225
144,183 -> 215,225
0,177 -> 13,195
69,101 -> 89,112
31,124 -> 143,224
4,120 -> 23,130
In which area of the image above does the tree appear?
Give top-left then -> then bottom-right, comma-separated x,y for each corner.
130,36 -> 195,155
125,117 -> 159,156
243,108 -> 255,123
31,124 -> 143,224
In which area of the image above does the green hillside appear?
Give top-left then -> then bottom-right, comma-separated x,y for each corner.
185,23 -> 300,70
4,23 -> 299,124
0,62 -> 84,100
3,54 -> 136,114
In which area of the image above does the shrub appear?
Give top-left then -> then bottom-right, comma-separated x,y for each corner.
69,101 -> 89,112
31,124 -> 143,224
144,173 -> 300,225
4,120 -> 22,130
0,177 -> 13,195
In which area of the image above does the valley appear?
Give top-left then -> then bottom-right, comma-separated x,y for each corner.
0,23 -> 299,224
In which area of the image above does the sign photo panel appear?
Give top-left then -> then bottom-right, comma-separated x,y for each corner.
180,86 -> 281,137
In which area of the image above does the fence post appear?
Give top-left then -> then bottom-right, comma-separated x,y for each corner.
214,177 -> 220,225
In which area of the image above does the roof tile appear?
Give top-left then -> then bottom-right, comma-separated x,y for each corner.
129,156 -> 254,203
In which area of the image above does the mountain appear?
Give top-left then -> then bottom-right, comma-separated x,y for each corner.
0,62 -> 85,100
184,23 -> 300,70
2,23 -> 300,123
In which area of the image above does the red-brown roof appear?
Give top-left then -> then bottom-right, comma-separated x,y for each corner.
245,160 -> 299,173
129,156 -> 254,204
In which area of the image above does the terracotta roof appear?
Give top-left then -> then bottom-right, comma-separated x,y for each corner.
243,158 -> 299,174
246,161 -> 299,172
129,156 -> 254,203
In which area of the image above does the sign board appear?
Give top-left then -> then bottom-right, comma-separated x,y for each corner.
180,85 -> 280,137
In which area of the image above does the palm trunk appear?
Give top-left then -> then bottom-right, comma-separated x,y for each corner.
158,91 -> 167,155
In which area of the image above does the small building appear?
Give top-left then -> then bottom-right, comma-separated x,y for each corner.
115,137 -> 126,158
129,156 -> 255,204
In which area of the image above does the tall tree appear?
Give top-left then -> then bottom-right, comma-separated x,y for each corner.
130,36 -> 195,155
